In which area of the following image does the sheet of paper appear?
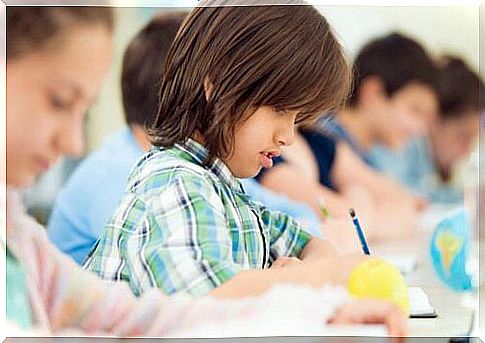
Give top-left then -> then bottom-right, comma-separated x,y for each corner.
409,286 -> 435,316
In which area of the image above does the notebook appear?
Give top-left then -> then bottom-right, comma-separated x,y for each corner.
409,286 -> 437,318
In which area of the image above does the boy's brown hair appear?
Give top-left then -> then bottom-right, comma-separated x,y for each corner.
150,3 -> 351,162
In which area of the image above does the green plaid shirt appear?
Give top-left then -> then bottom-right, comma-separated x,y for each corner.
84,138 -> 311,296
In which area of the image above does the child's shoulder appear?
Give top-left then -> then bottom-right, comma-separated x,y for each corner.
126,146 -> 219,197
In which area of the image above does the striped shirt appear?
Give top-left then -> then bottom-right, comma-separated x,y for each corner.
84,138 -> 311,296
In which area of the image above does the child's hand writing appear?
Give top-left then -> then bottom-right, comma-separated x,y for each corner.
271,256 -> 303,269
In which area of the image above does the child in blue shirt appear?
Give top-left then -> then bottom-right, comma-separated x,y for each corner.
320,32 -> 438,165
370,56 -> 484,204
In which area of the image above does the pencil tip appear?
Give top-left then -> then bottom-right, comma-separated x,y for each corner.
349,208 -> 355,217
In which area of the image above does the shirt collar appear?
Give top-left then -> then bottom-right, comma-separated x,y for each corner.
175,138 -> 243,191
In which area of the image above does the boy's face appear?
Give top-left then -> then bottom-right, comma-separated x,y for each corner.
430,112 -> 479,174
223,106 -> 298,178
370,82 -> 437,149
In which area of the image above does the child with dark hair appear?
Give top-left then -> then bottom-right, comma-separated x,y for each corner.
371,56 -> 484,203
84,3 -> 378,298
257,33 -> 437,239
48,8 -> 323,265
322,32 -> 438,165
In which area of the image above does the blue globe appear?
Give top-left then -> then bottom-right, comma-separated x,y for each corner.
430,208 -> 473,291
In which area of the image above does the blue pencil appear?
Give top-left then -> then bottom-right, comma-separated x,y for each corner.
349,208 -> 370,255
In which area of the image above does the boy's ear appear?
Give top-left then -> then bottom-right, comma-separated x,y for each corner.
204,77 -> 214,101
358,76 -> 386,107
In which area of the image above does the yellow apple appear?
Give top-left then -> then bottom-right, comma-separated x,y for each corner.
347,257 -> 410,315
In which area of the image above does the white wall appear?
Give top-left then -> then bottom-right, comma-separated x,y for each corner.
86,8 -> 145,151
319,6 -> 479,68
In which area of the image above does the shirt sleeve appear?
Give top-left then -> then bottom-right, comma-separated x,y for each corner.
257,205 -> 311,261
128,174 -> 243,296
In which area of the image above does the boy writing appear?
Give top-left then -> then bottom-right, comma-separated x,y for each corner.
85,3 -> 369,298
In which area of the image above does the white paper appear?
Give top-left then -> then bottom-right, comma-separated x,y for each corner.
409,286 -> 435,316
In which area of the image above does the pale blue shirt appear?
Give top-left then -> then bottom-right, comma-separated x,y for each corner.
369,137 -> 463,204
48,128 -> 144,264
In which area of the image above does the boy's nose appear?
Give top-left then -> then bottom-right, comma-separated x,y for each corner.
276,126 -> 295,146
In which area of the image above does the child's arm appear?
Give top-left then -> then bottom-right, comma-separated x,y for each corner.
40,244 -> 403,337
208,253 -> 367,299
299,236 -> 337,260
331,143 -> 419,240
13,214 -> 403,336
270,236 -> 338,265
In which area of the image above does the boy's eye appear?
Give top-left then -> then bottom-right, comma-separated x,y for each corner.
50,93 -> 73,111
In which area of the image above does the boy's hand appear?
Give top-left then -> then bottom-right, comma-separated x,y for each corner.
302,253 -> 369,286
271,256 -> 303,269
328,299 -> 407,337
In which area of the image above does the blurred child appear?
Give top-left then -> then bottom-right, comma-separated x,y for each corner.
257,32 -> 437,243
322,32 -> 438,166
84,4 -> 372,298
5,5 -> 406,336
370,56 -> 484,204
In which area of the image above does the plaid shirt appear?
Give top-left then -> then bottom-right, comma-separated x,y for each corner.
84,139 -> 311,297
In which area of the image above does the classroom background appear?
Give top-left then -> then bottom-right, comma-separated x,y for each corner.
6,2 -> 485,338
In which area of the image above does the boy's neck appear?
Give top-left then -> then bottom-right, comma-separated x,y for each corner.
131,125 -> 152,152
337,107 -> 376,151
192,130 -> 206,146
